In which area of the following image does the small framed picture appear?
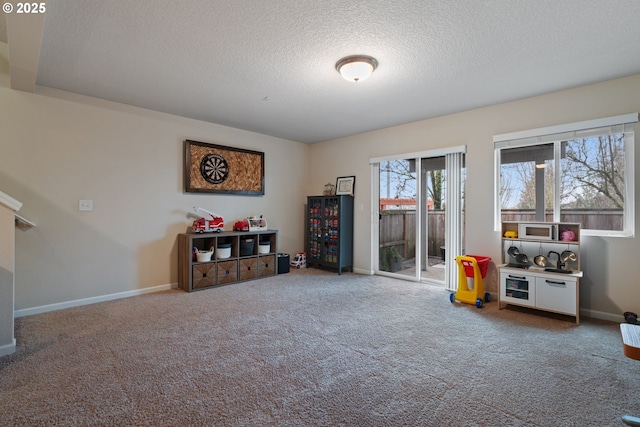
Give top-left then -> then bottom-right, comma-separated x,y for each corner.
335,176 -> 355,196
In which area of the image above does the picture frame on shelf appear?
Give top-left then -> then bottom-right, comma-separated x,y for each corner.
335,176 -> 355,196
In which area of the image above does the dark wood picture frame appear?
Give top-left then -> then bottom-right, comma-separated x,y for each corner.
335,176 -> 355,196
184,140 -> 265,195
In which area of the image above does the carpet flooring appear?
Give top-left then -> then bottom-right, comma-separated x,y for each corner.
1,268 -> 638,426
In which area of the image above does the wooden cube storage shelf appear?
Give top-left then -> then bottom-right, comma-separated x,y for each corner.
178,230 -> 278,292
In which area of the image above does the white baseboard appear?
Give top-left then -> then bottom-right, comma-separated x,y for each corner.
352,267 -> 373,275
14,283 -> 178,318
580,308 -> 623,324
0,339 -> 16,356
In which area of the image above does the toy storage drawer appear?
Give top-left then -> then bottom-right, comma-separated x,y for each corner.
535,276 -> 577,315
192,263 -> 216,289
258,255 -> 275,277
217,260 -> 238,285
239,258 -> 258,281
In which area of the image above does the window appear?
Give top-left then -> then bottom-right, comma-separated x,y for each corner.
494,114 -> 638,237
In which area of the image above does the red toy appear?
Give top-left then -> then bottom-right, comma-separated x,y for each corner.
192,207 -> 224,233
233,220 -> 250,232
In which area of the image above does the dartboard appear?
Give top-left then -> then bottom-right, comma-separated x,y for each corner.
200,154 -> 229,184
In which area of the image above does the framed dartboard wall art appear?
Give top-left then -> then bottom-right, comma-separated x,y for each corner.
184,140 -> 265,195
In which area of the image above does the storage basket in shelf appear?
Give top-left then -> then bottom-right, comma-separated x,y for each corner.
216,243 -> 232,259
460,255 -> 490,278
258,241 -> 271,254
240,238 -> 255,256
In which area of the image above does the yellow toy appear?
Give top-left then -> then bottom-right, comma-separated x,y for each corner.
450,255 -> 491,308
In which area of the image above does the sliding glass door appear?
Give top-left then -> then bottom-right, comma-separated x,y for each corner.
378,158 -> 417,279
371,147 -> 465,289
419,156 -> 446,283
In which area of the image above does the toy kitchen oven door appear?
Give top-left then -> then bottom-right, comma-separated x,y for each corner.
500,271 -> 536,308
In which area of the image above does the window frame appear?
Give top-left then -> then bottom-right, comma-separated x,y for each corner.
494,114 -> 638,237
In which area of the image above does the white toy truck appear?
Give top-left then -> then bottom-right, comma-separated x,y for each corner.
290,252 -> 307,269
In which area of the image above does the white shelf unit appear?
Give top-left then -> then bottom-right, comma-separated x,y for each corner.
498,221 -> 582,323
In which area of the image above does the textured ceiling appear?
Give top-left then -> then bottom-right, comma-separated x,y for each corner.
6,0 -> 640,143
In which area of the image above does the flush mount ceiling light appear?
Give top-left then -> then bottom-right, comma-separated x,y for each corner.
335,55 -> 378,83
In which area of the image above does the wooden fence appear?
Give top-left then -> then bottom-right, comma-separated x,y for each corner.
379,210 -> 416,258
379,210 -> 446,260
501,210 -> 623,231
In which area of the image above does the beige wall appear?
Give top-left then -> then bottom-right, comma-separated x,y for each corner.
0,72 -> 309,311
308,74 -> 640,320
2,43 -> 639,321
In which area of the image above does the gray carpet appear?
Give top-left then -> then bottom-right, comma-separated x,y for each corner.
1,268 -> 638,426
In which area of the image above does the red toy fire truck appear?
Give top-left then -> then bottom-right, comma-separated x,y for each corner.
192,207 -> 224,233
233,219 -> 250,232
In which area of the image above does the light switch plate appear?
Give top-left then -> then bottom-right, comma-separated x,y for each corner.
79,199 -> 93,211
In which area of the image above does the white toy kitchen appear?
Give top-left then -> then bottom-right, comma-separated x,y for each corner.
499,221 -> 582,323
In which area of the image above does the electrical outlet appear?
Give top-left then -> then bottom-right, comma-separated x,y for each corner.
79,199 -> 93,211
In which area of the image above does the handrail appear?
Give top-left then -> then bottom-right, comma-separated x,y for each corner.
14,213 -> 36,231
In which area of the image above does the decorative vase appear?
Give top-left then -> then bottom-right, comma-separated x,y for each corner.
323,182 -> 335,195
